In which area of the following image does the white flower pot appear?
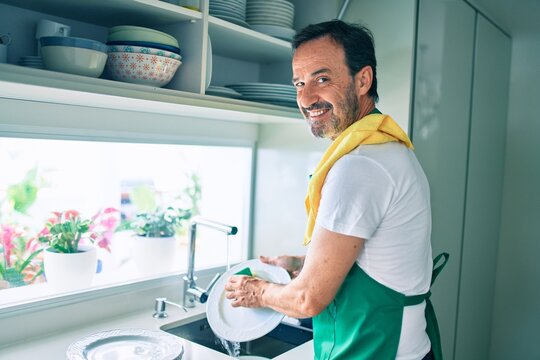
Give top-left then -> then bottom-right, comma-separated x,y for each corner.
131,235 -> 176,275
44,245 -> 97,290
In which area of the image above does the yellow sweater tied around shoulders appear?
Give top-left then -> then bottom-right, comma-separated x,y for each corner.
303,113 -> 414,245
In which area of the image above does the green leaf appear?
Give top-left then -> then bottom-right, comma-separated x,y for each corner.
131,186 -> 157,213
17,248 -> 43,273
5,167 -> 39,214
4,268 -> 26,287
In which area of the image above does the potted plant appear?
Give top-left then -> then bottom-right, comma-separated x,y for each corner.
38,208 -> 118,290
130,207 -> 191,274
0,224 -> 44,289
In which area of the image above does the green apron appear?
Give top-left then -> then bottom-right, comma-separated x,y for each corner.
313,253 -> 449,360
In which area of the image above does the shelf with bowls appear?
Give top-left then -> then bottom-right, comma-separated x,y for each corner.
0,0 -> 302,123
0,63 -> 302,124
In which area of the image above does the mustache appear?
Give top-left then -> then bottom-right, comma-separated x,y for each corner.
302,102 -> 332,113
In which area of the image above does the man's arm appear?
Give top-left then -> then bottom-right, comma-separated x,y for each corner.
224,225 -> 364,318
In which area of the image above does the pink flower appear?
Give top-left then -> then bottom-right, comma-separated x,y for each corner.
1,224 -> 17,267
25,236 -> 41,253
64,209 -> 79,220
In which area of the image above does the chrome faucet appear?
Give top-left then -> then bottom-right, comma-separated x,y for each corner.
183,216 -> 238,308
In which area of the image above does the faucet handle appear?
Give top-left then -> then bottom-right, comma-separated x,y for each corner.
187,273 -> 222,304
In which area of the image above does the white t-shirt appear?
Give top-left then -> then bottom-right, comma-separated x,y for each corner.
316,141 -> 433,360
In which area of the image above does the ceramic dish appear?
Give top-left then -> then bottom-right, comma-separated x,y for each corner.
66,328 -> 184,360
210,14 -> 251,29
106,40 -> 181,54
206,85 -> 242,98
250,25 -> 296,41
107,44 -> 182,60
108,25 -> 179,48
40,36 -> 107,53
107,52 -> 181,87
41,46 -> 108,77
207,259 -> 291,343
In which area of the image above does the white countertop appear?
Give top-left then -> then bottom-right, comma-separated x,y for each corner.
0,302 -> 314,359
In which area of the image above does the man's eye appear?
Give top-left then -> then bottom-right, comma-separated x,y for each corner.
317,77 -> 328,84
294,82 -> 304,88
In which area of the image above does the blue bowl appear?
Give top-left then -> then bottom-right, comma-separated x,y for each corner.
40,36 -> 108,53
106,40 -> 181,55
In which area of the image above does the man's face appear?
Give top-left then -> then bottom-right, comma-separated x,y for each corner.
292,36 -> 360,140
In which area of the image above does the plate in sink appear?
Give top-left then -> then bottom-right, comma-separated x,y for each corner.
207,259 -> 291,342
66,328 -> 184,359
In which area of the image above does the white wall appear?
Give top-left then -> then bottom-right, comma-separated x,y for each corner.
490,32 -> 540,360
343,0 -> 416,133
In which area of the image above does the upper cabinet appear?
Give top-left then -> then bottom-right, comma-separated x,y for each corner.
0,0 -> 302,124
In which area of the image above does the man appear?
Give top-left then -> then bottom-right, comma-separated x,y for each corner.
225,20 -> 444,360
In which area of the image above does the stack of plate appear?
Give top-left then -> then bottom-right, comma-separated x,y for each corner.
206,85 -> 242,99
225,82 -> 297,107
246,0 -> 296,41
209,0 -> 250,28
18,55 -> 45,69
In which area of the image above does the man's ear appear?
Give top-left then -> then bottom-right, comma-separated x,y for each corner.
354,66 -> 373,96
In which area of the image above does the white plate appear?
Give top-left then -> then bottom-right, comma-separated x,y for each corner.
207,259 -> 291,342
211,14 -> 251,28
250,24 -> 296,41
66,328 -> 184,360
206,86 -> 242,98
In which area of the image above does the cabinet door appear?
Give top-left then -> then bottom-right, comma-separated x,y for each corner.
454,14 -> 511,360
412,1 -> 476,359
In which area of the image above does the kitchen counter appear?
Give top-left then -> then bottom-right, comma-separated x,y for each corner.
0,302 -> 314,359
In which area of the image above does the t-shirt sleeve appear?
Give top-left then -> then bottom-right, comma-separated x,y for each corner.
315,153 -> 395,240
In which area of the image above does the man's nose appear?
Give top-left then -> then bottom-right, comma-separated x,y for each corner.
297,84 -> 319,110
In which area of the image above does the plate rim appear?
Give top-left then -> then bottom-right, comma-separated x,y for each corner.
206,259 -> 291,342
66,328 -> 184,360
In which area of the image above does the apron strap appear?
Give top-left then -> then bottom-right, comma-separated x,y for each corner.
404,252 -> 449,306
427,252 -> 449,360
431,252 -> 449,286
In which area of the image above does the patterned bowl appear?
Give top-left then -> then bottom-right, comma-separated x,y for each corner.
106,51 -> 181,87
107,44 -> 182,61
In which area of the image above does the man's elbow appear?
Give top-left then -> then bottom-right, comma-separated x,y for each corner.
297,292 -> 329,317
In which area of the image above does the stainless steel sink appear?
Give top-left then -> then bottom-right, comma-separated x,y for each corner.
162,316 -> 313,358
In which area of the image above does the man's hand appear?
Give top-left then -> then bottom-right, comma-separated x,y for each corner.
259,255 -> 305,279
224,275 -> 268,308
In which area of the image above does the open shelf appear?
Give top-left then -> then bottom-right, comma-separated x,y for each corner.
208,16 -> 293,62
0,0 -> 202,27
0,64 -> 302,124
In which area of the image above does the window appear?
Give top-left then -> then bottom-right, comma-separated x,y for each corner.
0,137 -> 252,305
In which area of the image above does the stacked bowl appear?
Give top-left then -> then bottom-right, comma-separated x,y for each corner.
39,36 -> 108,77
246,0 -> 296,41
106,26 -> 182,87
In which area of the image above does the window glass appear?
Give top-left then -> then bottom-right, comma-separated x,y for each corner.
0,137 -> 252,303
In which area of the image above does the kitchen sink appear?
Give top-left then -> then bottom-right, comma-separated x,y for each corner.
162,315 -> 313,358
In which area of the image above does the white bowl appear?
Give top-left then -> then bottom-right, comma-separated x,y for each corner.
107,44 -> 182,61
108,25 -> 179,48
106,51 -> 181,87
41,46 -> 108,77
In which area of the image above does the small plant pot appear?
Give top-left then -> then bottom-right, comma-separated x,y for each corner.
44,245 -> 97,290
131,235 -> 176,275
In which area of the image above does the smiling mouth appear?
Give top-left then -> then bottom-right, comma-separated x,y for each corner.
304,107 -> 331,120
